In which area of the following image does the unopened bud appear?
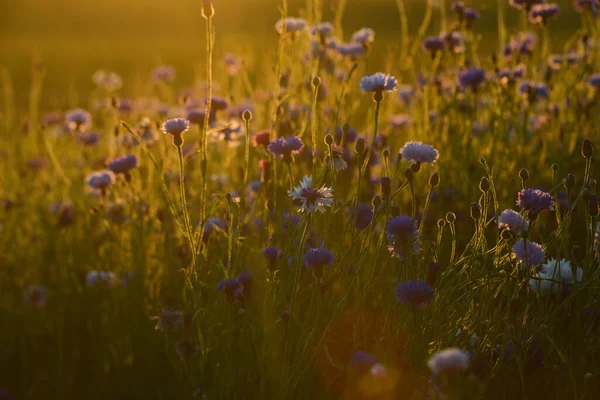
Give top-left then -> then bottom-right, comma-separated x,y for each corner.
372,195 -> 382,209
355,138 -> 366,155
582,188 -> 591,201
564,174 -> 575,191
479,177 -> 490,192
312,76 -> 321,87
551,163 -> 559,173
324,134 -> 334,146
470,202 -> 481,220
446,212 -> 456,223
242,109 -> 253,122
429,172 -> 440,188
410,162 -> 421,173
202,0 -> 215,18
519,168 -> 529,182
380,177 -> 391,197
582,139 -> 595,158
382,148 -> 390,159
588,195 -> 599,217
404,168 -> 414,181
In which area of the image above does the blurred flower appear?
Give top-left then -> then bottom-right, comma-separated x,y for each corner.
422,36 -> 446,54
574,0 -> 599,16
351,350 -> 378,373
517,188 -> 555,213
85,170 -> 116,191
151,65 -> 176,83
359,73 -> 398,93
263,246 -> 283,268
92,70 -> 123,92
154,309 -> 184,332
253,130 -> 273,148
65,108 -> 92,131
312,22 -> 334,38
498,209 -> 529,234
513,239 -> 545,268
530,259 -> 582,294
386,215 -> 421,260
217,278 -> 241,303
351,27 -> 375,45
395,280 -> 434,309
327,145 -> 348,172
509,0 -> 544,10
108,154 -> 138,175
275,17 -> 307,34
86,270 -> 118,287
268,136 -> 304,160
336,42 -> 365,57
23,285 -> 48,308
428,348 -> 470,376
355,203 -> 374,230
389,114 -> 413,130
223,53 -> 242,76
588,73 -> 600,89
288,175 -> 333,214
399,141 -> 439,164
529,4 -> 560,24
459,68 -> 486,90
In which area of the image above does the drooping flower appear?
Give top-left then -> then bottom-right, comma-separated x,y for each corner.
498,209 -> 529,234
395,280 -> 435,309
399,141 -> 439,164
517,188 -> 555,213
513,239 -> 545,268
288,175 -> 333,214
530,259 -> 582,294
359,73 -> 398,93
427,348 -> 470,376
386,215 -> 421,260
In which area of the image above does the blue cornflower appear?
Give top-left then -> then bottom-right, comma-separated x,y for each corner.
303,247 -> 335,278
395,280 -> 435,309
386,216 -> 421,259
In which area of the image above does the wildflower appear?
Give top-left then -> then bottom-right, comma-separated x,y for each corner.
574,0 -> 599,16
268,136 -> 304,162
519,81 -> 550,101
253,130 -> 273,148
428,348 -> 470,376
86,270 -> 118,287
210,96 -> 229,111
304,247 -> 335,278
529,4 -> 560,24
85,170 -> 116,192
389,114 -> 413,130
355,203 -> 374,230
351,350 -> 378,374
65,108 -> 92,131
458,68 -> 486,91
216,279 -> 239,302
237,273 -> 253,299
359,73 -> 398,94
463,8 -> 481,27
505,33 -> 537,59
422,36 -> 446,54
161,118 -> 190,146
212,120 -> 242,144
335,42 -> 365,57
399,141 -> 439,164
275,17 -> 307,34
263,246 -> 282,269
223,53 -> 242,76
498,209 -> 529,234
442,31 -> 465,54
351,27 -> 375,45
154,309 -> 184,332
187,108 -> 213,126
395,280 -> 435,309
530,259 -> 582,294
588,74 -> 600,89
288,175 -> 333,214
108,154 -> 138,176
312,22 -> 334,38
151,65 -> 176,83
92,70 -> 122,92
513,239 -> 545,268
327,145 -> 348,172
517,188 -> 555,213
386,215 -> 421,260
23,285 -> 48,308
509,0 -> 544,11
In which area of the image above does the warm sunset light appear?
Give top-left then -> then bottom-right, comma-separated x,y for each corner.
2,0 -> 599,399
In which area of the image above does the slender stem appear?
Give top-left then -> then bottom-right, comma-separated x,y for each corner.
419,185 -> 433,233
177,145 -> 197,271
243,116 -> 251,191
361,98 -> 381,174
311,80 -> 320,173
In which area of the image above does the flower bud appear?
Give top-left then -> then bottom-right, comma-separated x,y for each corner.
564,174 -> 575,191
582,188 -> 591,201
410,162 -> 421,173
470,202 -> 481,220
265,198 -> 275,212
582,139 -> 595,158
382,148 -> 390,159
404,168 -> 414,181
242,109 -> 253,122
372,195 -> 382,209
446,212 -> 456,223
312,76 -> 321,87
373,90 -> 383,103
355,138 -> 366,155
202,0 -> 215,18
479,177 -> 490,192
588,195 -> 599,217
429,172 -> 440,188
571,245 -> 583,263
551,163 -> 559,173
437,219 -> 446,229
324,134 -> 334,146
519,168 -> 529,182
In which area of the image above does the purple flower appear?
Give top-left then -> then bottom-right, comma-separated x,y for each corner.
351,27 -> 375,44
268,136 -> 304,159
217,278 -> 241,303
509,0 -> 544,10
209,96 -> 229,111
263,246 -> 283,268
86,170 -> 116,191
529,4 -> 560,24
459,68 -> 486,90
428,348 -> 470,376
65,108 -> 92,131
588,74 -> 600,89
303,248 -> 335,278
108,154 -> 138,175
513,239 -> 545,268
355,203 -> 374,230
275,17 -> 307,34
463,8 -> 481,25
237,273 -> 253,298
151,65 -> 176,83
498,209 -> 529,233
574,0 -> 599,16
386,216 -> 421,260
518,81 -> 549,101
154,309 -> 184,332
187,108 -> 214,126
335,42 -> 365,57
505,33 -> 537,59
351,350 -> 378,373
23,285 -> 48,308
517,188 -> 555,213
395,280 -> 435,309
162,118 -> 190,136
399,141 -> 439,164
359,73 -> 398,93
422,36 -> 446,53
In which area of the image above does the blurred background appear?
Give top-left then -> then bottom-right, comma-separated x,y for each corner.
0,0 -> 584,108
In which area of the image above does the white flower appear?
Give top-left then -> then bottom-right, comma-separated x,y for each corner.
530,259 -> 582,294
427,348 -> 470,376
288,175 -> 333,214
399,141 -> 439,164
359,73 -> 398,93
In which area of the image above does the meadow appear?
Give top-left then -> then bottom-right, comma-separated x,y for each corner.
1,0 -> 600,399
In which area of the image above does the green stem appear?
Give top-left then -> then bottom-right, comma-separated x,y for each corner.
177,145 -> 197,271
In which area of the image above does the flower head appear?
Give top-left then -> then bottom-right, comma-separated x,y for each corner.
588,74 -> 600,89
422,36 -> 446,53
65,108 -> 92,131
509,0 -> 544,10
359,73 -> 398,93
459,68 -> 486,90
386,215 -> 421,259
86,170 -> 116,191
399,141 -> 439,164
336,42 -> 365,57
288,175 -> 333,214
154,309 -> 184,332
108,154 -> 138,175
92,70 -> 123,92
530,259 -> 582,294
529,4 -> 560,24
268,136 -> 304,160
427,348 -> 470,376
513,239 -> 545,268
275,17 -> 307,34
517,188 -> 555,213
395,280 -> 435,309
351,27 -> 375,44
312,22 -> 334,37
151,65 -> 176,83
162,118 -> 190,136
498,209 -> 529,234
327,145 -> 348,172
